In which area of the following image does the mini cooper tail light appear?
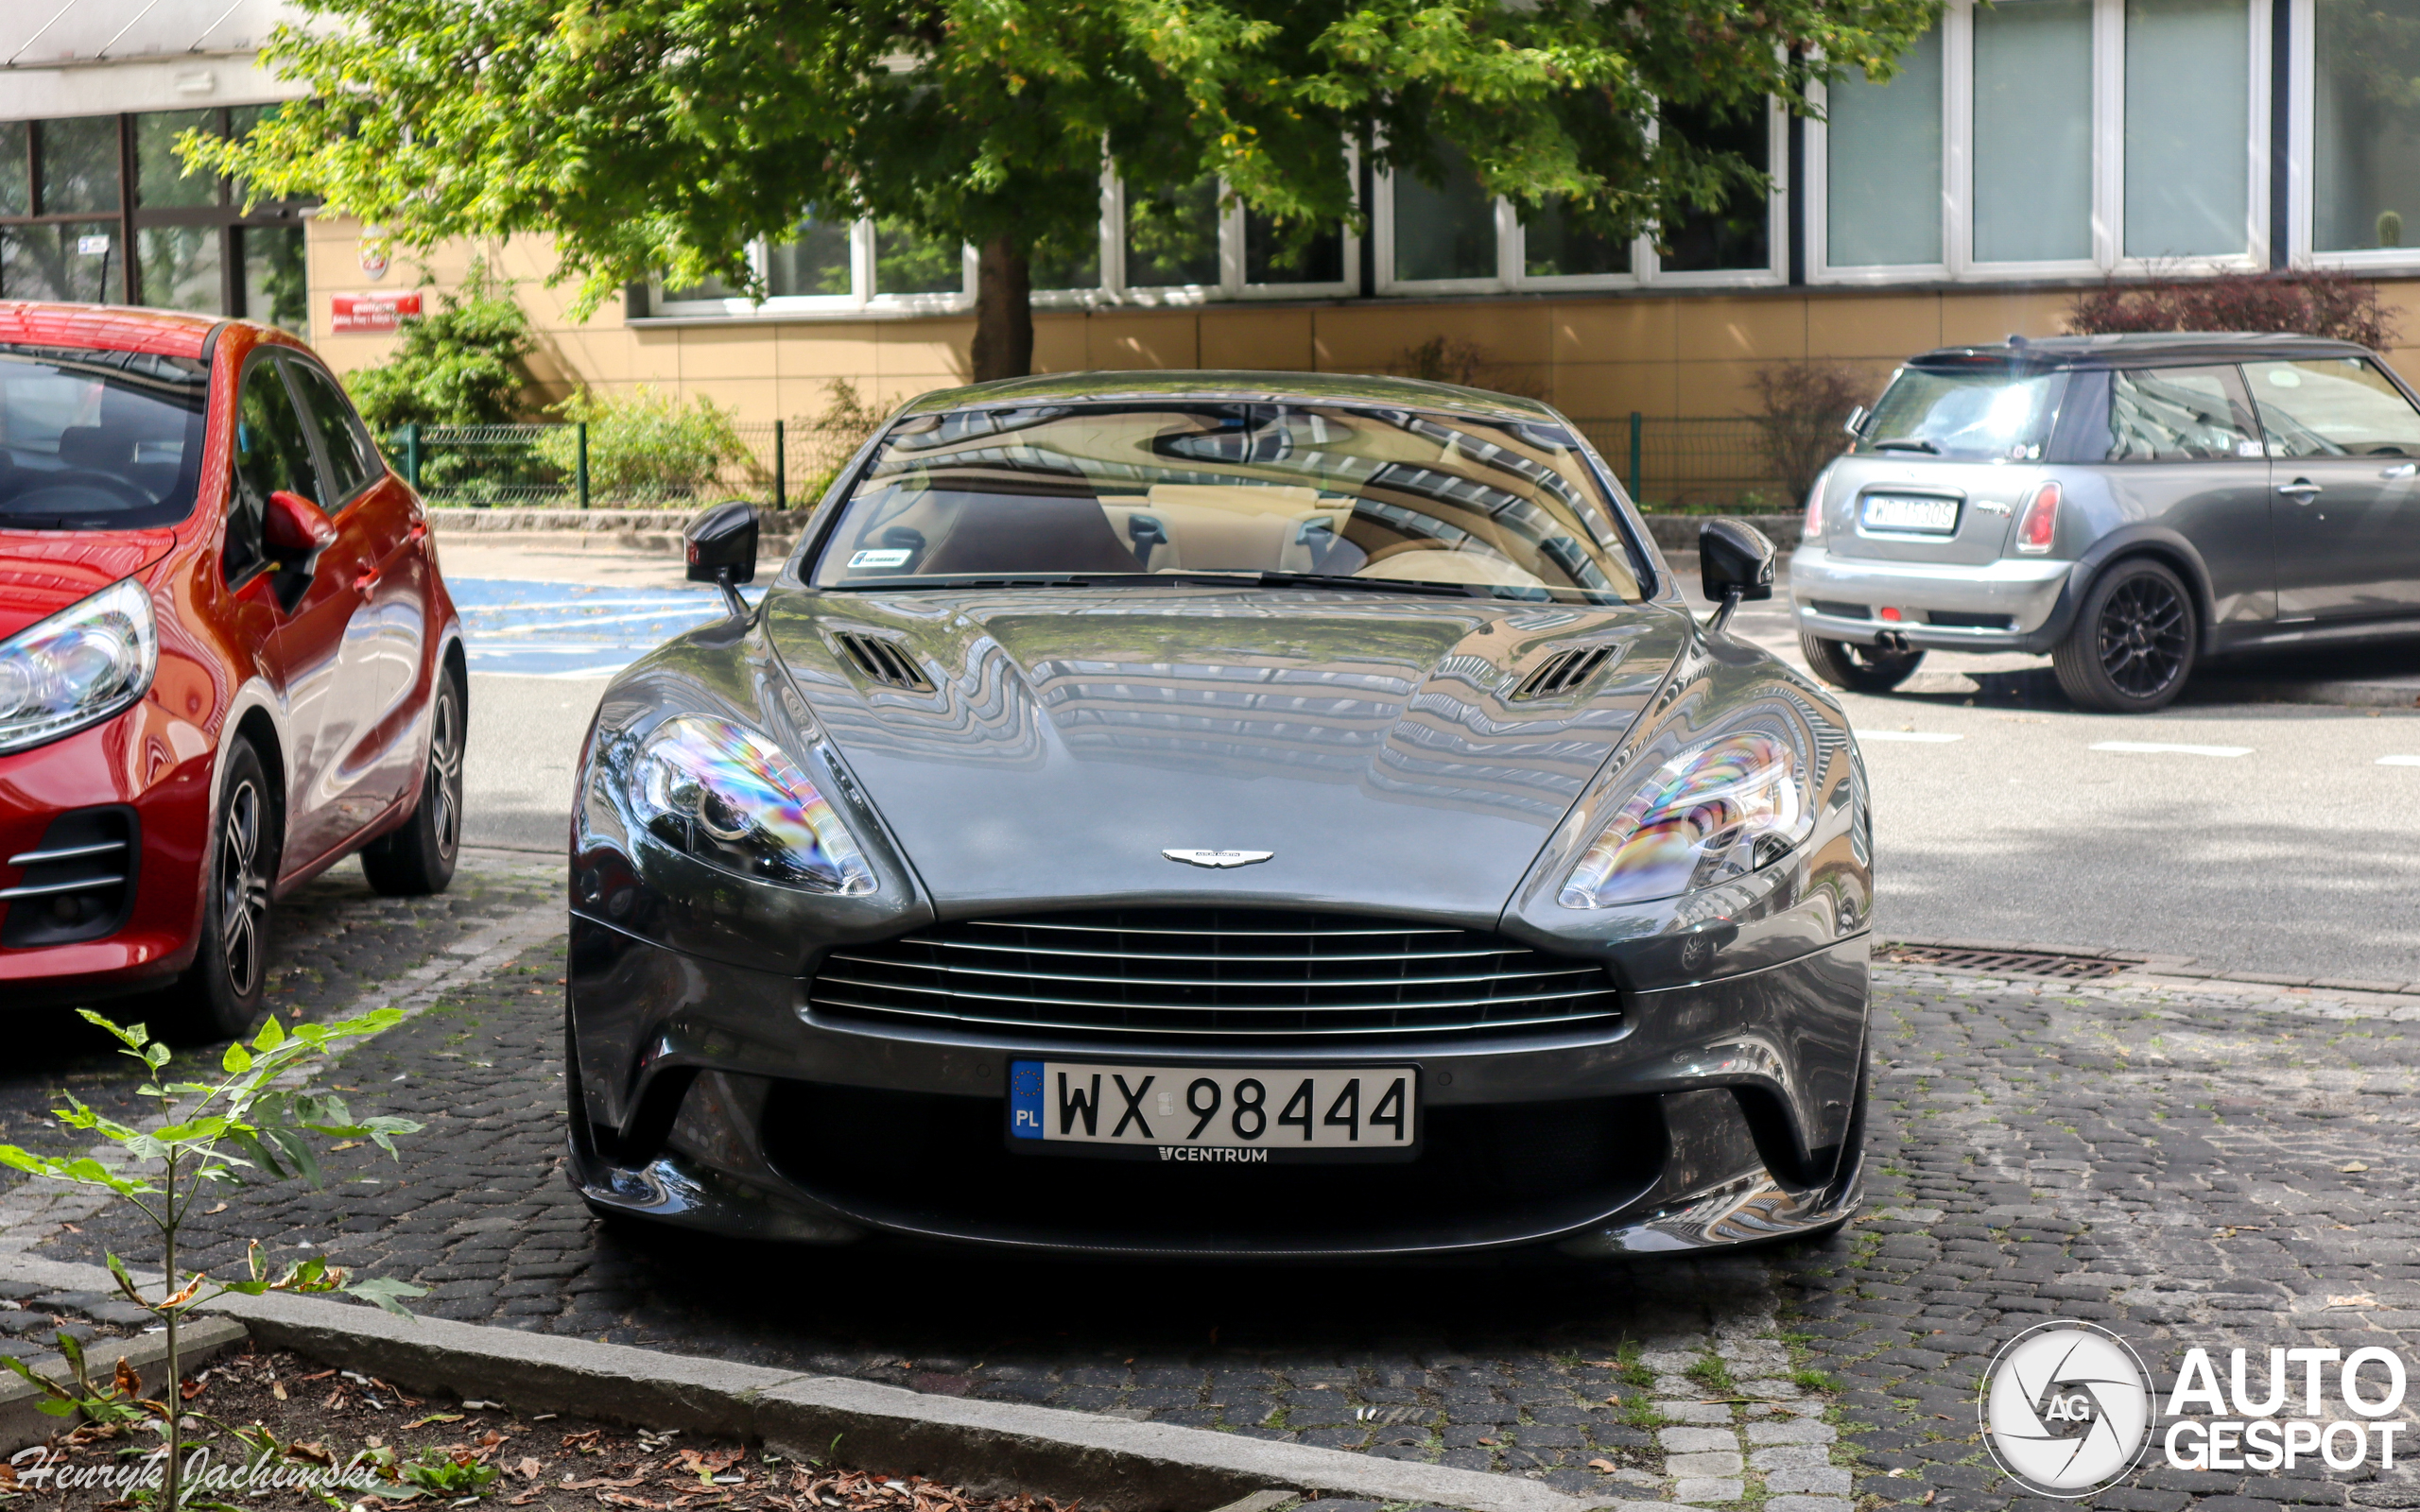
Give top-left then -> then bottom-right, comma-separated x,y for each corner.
2014,483 -> 2061,555
1803,483 -> 1825,541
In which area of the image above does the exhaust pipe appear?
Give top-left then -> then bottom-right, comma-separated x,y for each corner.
1876,629 -> 1912,654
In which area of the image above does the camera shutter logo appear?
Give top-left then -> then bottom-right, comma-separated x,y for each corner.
1980,1322 -> 2154,1498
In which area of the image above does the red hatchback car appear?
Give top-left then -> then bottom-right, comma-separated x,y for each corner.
0,303 -> 464,1040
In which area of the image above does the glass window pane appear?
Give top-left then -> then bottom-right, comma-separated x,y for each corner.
873,219 -> 964,295
1392,151 -> 1496,282
1826,29 -> 1944,267
1244,210 -> 1345,284
2124,0 -> 2249,257
663,264 -> 749,302
1125,177 -> 1221,287
2104,367 -> 2261,460
0,123 -> 26,215
38,116 -> 121,215
1974,0 -> 2093,263
285,357 -> 384,502
135,110 -> 220,209
139,226 -> 225,314
240,225 -> 307,333
1031,237 -> 1101,291
1,225 -> 127,303
2246,358 -> 2420,456
766,213 -> 854,297
229,358 -> 321,577
1522,198 -> 1632,278
2313,0 -> 2420,250
1660,103 -> 1772,272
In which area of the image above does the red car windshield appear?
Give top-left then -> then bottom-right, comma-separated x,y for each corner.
0,344 -> 208,531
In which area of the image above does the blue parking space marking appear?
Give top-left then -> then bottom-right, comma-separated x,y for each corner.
451,577 -> 763,679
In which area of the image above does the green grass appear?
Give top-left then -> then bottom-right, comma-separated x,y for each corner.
1614,1340 -> 1654,1391
1790,1368 -> 1840,1394
1684,1355 -> 1737,1395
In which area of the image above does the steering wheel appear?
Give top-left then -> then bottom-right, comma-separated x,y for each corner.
2,470 -> 153,518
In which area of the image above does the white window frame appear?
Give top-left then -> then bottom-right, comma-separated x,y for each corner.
2289,0 -> 2420,270
1634,98 -> 1790,288
649,216 -> 977,318
1809,0 -> 2269,284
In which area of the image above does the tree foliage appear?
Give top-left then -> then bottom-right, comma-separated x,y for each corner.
193,0 -> 1944,378
343,258 -> 536,429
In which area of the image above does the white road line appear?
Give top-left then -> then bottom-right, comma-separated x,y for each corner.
2089,741 -> 2253,758
2379,755 -> 2420,767
469,607 -> 726,635
1858,730 -> 1963,744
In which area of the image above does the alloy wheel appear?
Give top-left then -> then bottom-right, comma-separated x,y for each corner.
218,776 -> 271,998
428,688 -> 463,860
2094,575 -> 2188,697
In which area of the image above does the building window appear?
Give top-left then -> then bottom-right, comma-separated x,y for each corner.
0,108 -> 312,326
1390,150 -> 1501,284
2302,0 -> 2420,257
1124,176 -> 1223,288
1813,0 -> 2267,281
1660,103 -> 1777,273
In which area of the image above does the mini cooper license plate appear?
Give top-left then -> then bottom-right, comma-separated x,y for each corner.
1010,1060 -> 1417,1160
1861,494 -> 1961,534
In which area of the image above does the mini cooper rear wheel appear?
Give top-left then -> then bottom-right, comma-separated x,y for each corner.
362,665 -> 464,896
1799,633 -> 1926,694
2053,558 -> 2196,713
153,737 -> 277,1044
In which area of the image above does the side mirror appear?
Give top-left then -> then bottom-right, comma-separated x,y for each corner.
1699,517 -> 1775,634
264,490 -> 337,555
686,500 -> 759,616
1841,404 -> 1871,441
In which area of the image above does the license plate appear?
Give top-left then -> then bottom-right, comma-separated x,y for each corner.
1009,1060 -> 1416,1160
1861,494 -> 1961,534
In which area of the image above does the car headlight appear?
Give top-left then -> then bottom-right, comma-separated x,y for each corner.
626,713 -> 874,895
0,578 -> 158,756
1559,710 -> 1817,909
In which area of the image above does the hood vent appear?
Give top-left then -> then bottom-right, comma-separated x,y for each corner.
1511,644 -> 1616,701
833,632 -> 933,692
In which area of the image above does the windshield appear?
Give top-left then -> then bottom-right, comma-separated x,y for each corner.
0,345 -> 208,531
1857,366 -> 2066,461
809,403 -> 1643,603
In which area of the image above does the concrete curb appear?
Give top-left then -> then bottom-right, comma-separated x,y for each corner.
0,1314 -> 248,1454
0,1256 -> 1639,1512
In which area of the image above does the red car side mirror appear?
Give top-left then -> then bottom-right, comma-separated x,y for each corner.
265,490 -> 338,554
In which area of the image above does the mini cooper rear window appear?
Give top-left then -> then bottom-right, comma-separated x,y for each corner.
1858,366 -> 2066,461
0,344 -> 208,530
811,403 -> 1643,604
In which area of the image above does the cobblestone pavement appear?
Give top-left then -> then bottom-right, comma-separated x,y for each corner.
0,850 -> 557,1178
25,938 -> 2420,1512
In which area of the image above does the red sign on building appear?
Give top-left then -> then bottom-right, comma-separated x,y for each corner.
330,292 -> 423,334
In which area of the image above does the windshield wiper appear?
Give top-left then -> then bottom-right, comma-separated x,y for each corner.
826,570 -> 1485,598
1871,437 -> 1943,455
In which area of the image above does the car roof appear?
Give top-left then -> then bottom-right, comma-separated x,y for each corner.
899,369 -> 1566,423
0,301 -> 227,361
1910,332 -> 2377,369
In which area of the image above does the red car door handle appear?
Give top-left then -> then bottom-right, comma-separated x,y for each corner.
407,523 -> 428,543
354,567 -> 382,593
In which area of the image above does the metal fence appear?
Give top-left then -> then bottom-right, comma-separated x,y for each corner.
390,420 -> 874,510
396,414 -> 1797,513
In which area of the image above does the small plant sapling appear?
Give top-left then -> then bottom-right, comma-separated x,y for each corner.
0,1008 -> 426,1508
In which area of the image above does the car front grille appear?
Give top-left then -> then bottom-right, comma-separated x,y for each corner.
808,908 -> 1624,1042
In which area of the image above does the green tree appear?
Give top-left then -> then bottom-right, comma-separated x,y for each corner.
191,0 -> 1940,384
344,258 -> 536,430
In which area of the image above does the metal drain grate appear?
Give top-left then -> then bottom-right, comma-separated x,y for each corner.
1879,943 -> 2129,980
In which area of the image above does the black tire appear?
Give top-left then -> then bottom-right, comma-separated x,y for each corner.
361,665 -> 464,896
1799,632 -> 1927,694
151,738 -> 277,1044
2052,558 -> 2197,713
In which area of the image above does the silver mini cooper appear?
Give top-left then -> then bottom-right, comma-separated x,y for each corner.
1791,333 -> 2420,712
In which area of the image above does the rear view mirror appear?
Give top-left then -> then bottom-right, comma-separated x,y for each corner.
264,490 -> 337,555
686,501 -> 759,616
1699,517 -> 1776,634
1841,404 -> 1871,440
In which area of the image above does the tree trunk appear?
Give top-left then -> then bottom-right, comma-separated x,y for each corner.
970,237 -> 1032,383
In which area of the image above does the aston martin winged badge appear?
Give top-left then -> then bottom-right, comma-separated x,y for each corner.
1162,849 -> 1274,868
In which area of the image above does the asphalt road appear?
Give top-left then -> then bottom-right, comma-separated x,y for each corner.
457,571 -> 2420,982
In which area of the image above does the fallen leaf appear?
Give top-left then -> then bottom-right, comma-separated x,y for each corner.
287,1441 -> 335,1468
1475,1436 -> 1495,1446
510,1494 -> 542,1506
1601,1394 -> 1620,1406
113,1359 -> 142,1399
206,1203 -> 229,1215
298,1369 -> 338,1382
407,1413 -> 465,1429
562,1476 -> 648,1491
271,1382 -> 287,1401
289,1006 -> 302,1020
2342,1161 -> 2371,1174
515,1457 -> 544,1481
332,1141 -> 361,1152
598,1494 -> 665,1509
1586,1458 -> 1617,1473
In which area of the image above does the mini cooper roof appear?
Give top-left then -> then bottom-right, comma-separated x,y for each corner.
899,369 -> 1565,424
1911,332 -> 2377,369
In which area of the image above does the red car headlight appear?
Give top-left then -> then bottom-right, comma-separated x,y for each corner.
0,578 -> 158,756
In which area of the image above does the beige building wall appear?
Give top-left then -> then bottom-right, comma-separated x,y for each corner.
305,218 -> 2420,427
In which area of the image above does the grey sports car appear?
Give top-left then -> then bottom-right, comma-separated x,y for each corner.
564,372 -> 1874,1260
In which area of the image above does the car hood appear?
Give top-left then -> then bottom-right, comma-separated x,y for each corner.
0,530 -> 179,642
764,587 -> 1693,922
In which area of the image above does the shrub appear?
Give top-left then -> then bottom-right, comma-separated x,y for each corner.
1749,360 -> 1871,507
343,258 -> 535,430
2066,268 -> 2401,351
536,386 -> 749,504
1387,336 -> 1549,401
